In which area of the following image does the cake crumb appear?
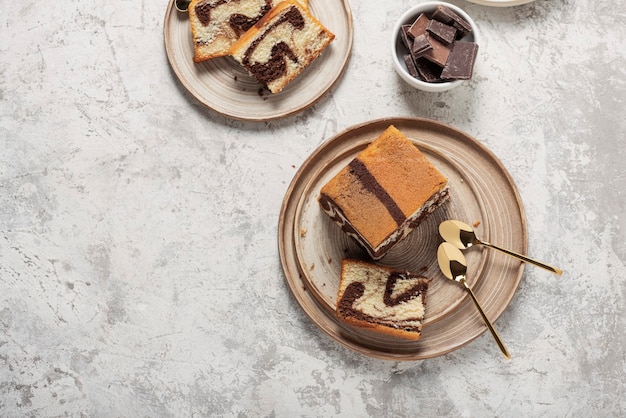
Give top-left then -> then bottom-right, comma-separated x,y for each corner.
300,227 -> 307,237
327,258 -> 332,264
310,263 -> 315,271
473,220 -> 481,227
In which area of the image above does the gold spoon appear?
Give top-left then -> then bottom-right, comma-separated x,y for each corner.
439,220 -> 563,276
437,242 -> 511,359
175,0 -> 191,12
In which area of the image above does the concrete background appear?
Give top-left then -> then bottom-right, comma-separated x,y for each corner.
1,0 -> 625,416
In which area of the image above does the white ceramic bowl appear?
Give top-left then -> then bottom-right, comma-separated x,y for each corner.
391,1 -> 480,92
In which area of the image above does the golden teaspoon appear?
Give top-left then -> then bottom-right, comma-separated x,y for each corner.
439,220 -> 563,276
437,242 -> 511,359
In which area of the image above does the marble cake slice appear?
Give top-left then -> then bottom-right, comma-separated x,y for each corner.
228,0 -> 334,93
336,259 -> 430,340
318,125 -> 449,260
189,0 -> 308,63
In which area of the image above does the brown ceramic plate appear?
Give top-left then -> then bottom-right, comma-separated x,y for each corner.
163,0 -> 353,121
278,117 -> 527,360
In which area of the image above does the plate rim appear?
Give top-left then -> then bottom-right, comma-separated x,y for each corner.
278,116 -> 528,360
163,0 -> 354,121
467,0 -> 536,7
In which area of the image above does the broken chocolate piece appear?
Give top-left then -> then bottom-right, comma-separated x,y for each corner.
431,5 -> 454,24
427,19 -> 457,45
411,34 -> 432,59
403,54 -> 420,78
422,35 -> 451,67
416,58 -> 443,83
401,24 -> 414,50
407,13 -> 430,39
397,6 -> 478,84
432,5 -> 472,37
441,41 -> 478,80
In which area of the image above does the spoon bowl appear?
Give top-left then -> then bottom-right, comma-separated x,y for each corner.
439,220 -> 563,275
437,242 -> 511,359
175,0 -> 191,12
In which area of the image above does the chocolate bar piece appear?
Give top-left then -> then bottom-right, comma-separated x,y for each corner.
403,53 -> 420,78
422,34 -> 451,67
411,34 -> 432,59
431,5 -> 454,24
432,5 -> 472,37
427,19 -> 457,45
441,41 -> 478,80
408,13 -> 430,39
401,24 -> 414,50
416,58 -> 443,83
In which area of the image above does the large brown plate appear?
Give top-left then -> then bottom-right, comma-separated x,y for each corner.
278,117 -> 527,360
163,0 -> 353,121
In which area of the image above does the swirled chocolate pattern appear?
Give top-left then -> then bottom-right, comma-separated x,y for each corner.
229,0 -> 335,93
189,0 -> 296,62
336,259 -> 430,340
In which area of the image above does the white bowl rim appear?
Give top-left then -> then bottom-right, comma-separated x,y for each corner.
391,1 -> 480,92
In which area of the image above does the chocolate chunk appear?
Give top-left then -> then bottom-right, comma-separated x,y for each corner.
401,24 -> 413,50
422,35 -> 451,67
441,41 -> 478,80
415,58 -> 443,82
398,8 -> 477,84
427,19 -> 457,45
431,5 -> 454,24
432,5 -> 472,37
403,54 -> 419,78
411,34 -> 432,59
407,13 -> 430,39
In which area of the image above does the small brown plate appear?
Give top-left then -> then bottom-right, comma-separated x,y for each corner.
163,0 -> 353,121
278,117 -> 527,360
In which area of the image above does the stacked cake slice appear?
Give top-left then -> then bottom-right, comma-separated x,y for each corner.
229,1 -> 335,93
318,125 -> 449,260
189,0 -> 309,62
188,0 -> 333,93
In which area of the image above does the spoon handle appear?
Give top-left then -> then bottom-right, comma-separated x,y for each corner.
462,280 -> 511,359
480,241 -> 563,276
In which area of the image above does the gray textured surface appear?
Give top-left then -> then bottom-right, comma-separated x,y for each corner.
1,0 -> 625,416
